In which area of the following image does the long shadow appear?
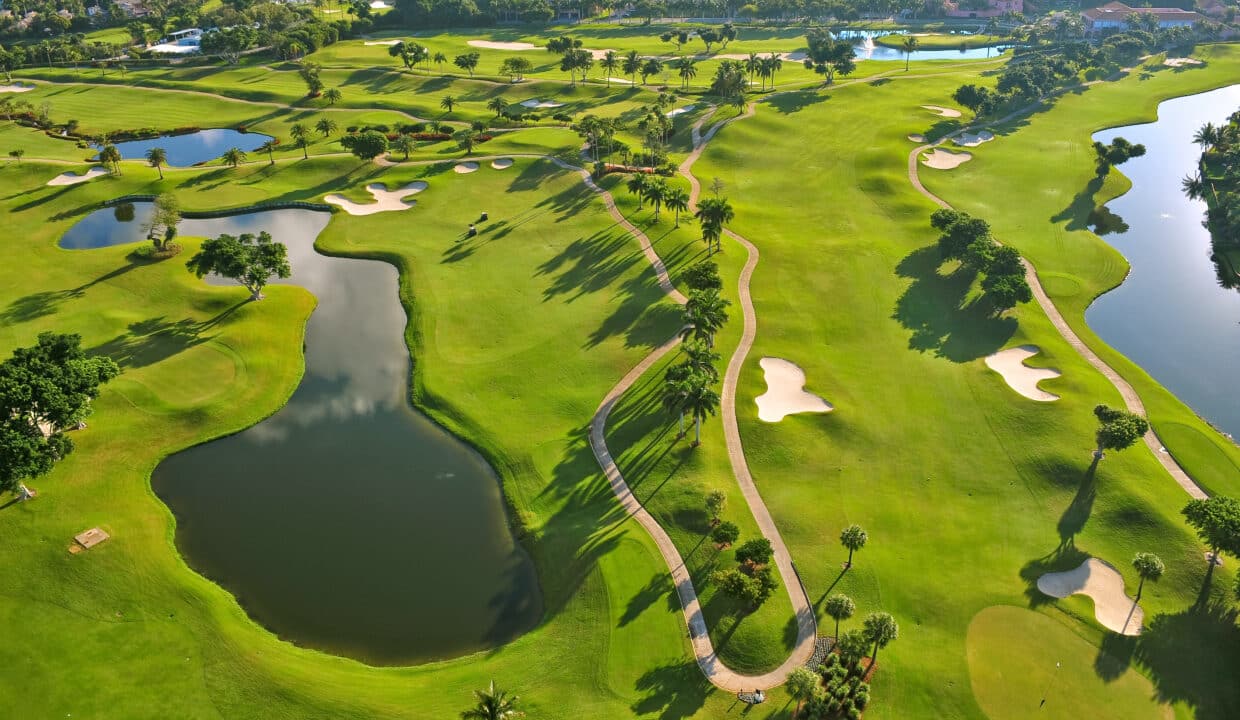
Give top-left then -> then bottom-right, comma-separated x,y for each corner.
1,261 -> 144,325
620,572 -> 676,628
891,245 -> 1017,362
1019,543 -> 1091,609
1050,175 -> 1106,232
632,661 -> 712,720
766,89 -> 826,114
1129,601 -> 1240,720
87,303 -> 244,369
1056,456 -> 1100,547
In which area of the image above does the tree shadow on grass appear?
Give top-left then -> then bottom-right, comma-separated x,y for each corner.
1128,601 -> 1240,720
633,661 -> 712,720
765,89 -> 825,114
87,304 -> 244,369
1,261 -> 143,325
1050,175 -> 1106,233
1019,544 -> 1091,609
1056,456 -> 1100,547
620,572 -> 677,627
892,245 -> 1016,362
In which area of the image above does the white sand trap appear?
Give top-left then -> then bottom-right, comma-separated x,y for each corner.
587,48 -> 615,60
921,148 -> 972,170
519,99 -> 564,109
922,104 -> 962,118
666,105 -> 697,118
907,133 -> 926,143
0,82 -> 35,93
468,40 -> 537,51
605,77 -> 635,85
1038,558 -> 1144,635
454,162 -> 479,174
985,345 -> 1060,401
954,130 -> 995,147
46,167 -> 108,186
754,357 -> 833,422
1164,57 -> 1202,67
363,40 -> 401,46
323,181 -> 426,215
490,157 -> 513,169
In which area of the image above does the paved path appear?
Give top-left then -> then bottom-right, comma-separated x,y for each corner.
907,110 -> 1207,499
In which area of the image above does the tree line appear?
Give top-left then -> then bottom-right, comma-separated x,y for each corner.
1183,108 -> 1240,291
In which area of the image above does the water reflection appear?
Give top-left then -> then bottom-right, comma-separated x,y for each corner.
93,128 -> 273,167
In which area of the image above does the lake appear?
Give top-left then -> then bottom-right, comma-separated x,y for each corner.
94,128 -> 274,167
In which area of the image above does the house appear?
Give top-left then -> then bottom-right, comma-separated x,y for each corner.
1081,1 -> 1203,31
939,0 -> 1022,19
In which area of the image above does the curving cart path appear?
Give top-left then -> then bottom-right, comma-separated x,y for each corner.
907,117 -> 1207,500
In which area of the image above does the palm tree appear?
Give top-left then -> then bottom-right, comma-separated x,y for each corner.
258,139 -> 278,165
626,172 -> 650,207
662,363 -> 693,437
454,128 -> 479,155
601,50 -> 619,87
646,177 -> 668,221
764,53 -> 782,89
840,524 -> 867,567
1193,122 -> 1220,149
694,196 -> 735,254
1182,172 -> 1206,200
683,372 -> 720,446
441,95 -> 456,114
460,680 -> 524,720
676,56 -> 697,89
393,133 -> 415,160
622,49 -> 641,84
862,611 -> 898,672
901,36 -> 919,72
681,288 -> 730,348
665,186 -> 690,227
315,117 -> 338,138
824,593 -> 855,639
7,148 -> 24,165
221,147 -> 247,168
145,146 -> 167,179
322,87 -> 342,105
487,96 -> 509,118
1131,552 -> 1164,600
785,666 -> 820,718
837,629 -> 869,668
99,144 -> 121,174
433,51 -> 447,71
289,123 -> 310,159
678,340 -> 720,383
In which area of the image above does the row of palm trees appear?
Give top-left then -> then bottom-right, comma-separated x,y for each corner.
625,174 -> 690,225
659,261 -> 731,447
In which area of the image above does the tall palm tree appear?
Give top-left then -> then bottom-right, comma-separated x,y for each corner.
681,288 -> 730,348
441,95 -> 456,114
677,340 -> 720,383
744,52 -> 760,82
694,196 -> 735,254
221,147 -> 247,168
626,172 -> 650,207
901,36 -> 919,72
646,177 -> 668,221
862,611 -> 898,672
622,49 -> 641,84
824,593 -> 855,639
145,146 -> 167,179
765,53 -> 782,89
676,56 -> 697,89
665,186 -> 689,227
315,117 -> 338,138
840,524 -> 867,567
290,123 -> 309,159
99,144 -> 121,174
323,87 -> 342,105
600,50 -> 618,86
1193,122 -> 1220,149
1182,172 -> 1205,200
393,133 -> 415,160
662,363 -> 693,437
433,51 -> 447,71
460,680 -> 524,720
487,96 -> 509,118
785,667 -> 820,718
683,372 -> 720,446
258,139 -> 279,165
1131,552 -> 1164,600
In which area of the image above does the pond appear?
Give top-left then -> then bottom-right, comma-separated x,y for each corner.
1086,83 -> 1240,439
836,30 -> 1010,62
62,204 -> 543,664
93,128 -> 273,167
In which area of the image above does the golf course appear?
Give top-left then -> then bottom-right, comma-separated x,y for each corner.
1,11 -> 1239,720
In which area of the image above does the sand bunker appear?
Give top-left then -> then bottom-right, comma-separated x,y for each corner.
363,40 -> 401,46
454,162 -> 479,174
490,158 -> 513,169
781,51 -> 808,61
954,130 -> 995,147
519,99 -> 564,109
666,105 -> 697,118
921,148 -> 972,170
754,357 -> 833,422
324,181 -> 426,215
1038,558 -> 1144,635
468,40 -> 537,51
605,77 -> 635,85
46,167 -> 108,186
922,104 -> 962,118
1164,57 -> 1202,67
907,133 -> 926,143
0,82 -> 34,93
985,345 -> 1060,401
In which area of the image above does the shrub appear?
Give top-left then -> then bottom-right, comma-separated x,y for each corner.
847,706 -> 862,720
346,125 -> 359,133
711,521 -> 739,546
855,690 -> 870,709
734,537 -> 774,567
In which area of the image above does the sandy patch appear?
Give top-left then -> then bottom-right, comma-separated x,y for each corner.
920,148 -> 972,170
605,77 -> 635,85
363,40 -> 401,46
519,98 -> 564,109
0,82 -> 35,93
74,527 -> 110,549
954,130 -> 995,147
323,181 -> 426,215
587,48 -> 614,60
1038,558 -> 1143,635
985,345 -> 1060,401
490,157 -> 513,169
754,357 -> 833,422
454,162 -> 479,174
46,167 -> 109,186
468,40 -> 537,51
781,51 -> 808,61
907,133 -> 926,143
922,104 -> 962,118
1164,57 -> 1202,67
369,0 -> 389,7
666,105 -> 697,118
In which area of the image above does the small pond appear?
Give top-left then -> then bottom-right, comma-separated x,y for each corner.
93,128 -> 273,167
62,204 -> 543,664
837,30 -> 1010,62
1086,83 -> 1240,439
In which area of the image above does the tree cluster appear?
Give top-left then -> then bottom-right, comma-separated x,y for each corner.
803,28 -> 855,85
1184,108 -> 1240,290
1092,136 -> 1145,176
712,536 -> 779,610
929,209 -> 1033,312
661,261 -> 728,447
786,602 -> 898,719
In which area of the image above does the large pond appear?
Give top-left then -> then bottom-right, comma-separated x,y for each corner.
838,30 -> 1010,62
62,204 -> 542,664
1087,84 -> 1240,439
93,128 -> 273,167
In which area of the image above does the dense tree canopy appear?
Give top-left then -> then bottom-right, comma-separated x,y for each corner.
185,231 -> 291,301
